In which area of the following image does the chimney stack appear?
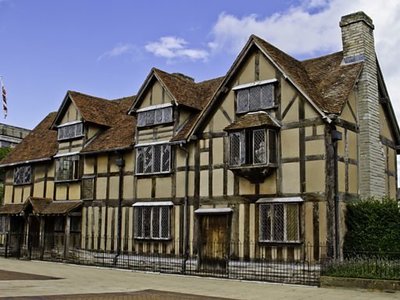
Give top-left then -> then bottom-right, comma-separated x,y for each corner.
340,12 -> 385,198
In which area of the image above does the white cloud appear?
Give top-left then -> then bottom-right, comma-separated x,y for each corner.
145,36 -> 208,62
98,43 -> 140,61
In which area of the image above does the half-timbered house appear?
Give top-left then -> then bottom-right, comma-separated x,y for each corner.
0,12 -> 398,267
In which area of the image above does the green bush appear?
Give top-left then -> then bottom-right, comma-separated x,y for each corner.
344,198 -> 400,253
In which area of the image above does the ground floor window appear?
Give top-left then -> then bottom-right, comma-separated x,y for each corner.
133,202 -> 172,240
258,198 -> 301,243
0,216 -> 7,233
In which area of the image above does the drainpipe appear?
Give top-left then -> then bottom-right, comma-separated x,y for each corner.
179,143 -> 189,272
331,126 -> 342,259
114,154 -> 125,264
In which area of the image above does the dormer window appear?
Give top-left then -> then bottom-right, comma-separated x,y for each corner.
233,80 -> 277,114
137,104 -> 173,127
58,121 -> 83,140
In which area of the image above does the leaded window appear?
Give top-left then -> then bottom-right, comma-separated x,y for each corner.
259,202 -> 300,242
0,216 -> 7,233
236,84 -> 275,114
134,205 -> 171,240
58,122 -> 83,140
137,106 -> 173,127
55,155 -> 80,181
13,165 -> 32,185
229,129 -> 277,167
136,144 -> 171,175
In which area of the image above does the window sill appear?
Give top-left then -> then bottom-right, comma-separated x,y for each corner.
13,182 -> 32,186
258,241 -> 303,246
229,164 -> 277,183
134,237 -> 172,242
55,179 -> 81,184
135,171 -> 173,178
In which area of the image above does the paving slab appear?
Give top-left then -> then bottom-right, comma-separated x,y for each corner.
0,257 -> 399,300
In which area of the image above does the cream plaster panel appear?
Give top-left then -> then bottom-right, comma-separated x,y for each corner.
259,172 -> 276,194
337,135 -> 345,157
304,202 -> 314,246
348,91 -> 357,117
213,137 -> 224,165
124,152 -> 134,173
136,178 -> 152,199
34,166 -> 45,179
4,186 -> 13,204
109,176 -> 119,200
212,109 -> 230,131
237,54 -> 255,84
341,103 -> 355,123
305,127 -> 313,137
189,171 -> 195,196
109,155 -> 119,173
97,155 -> 108,174
141,90 -> 151,108
13,187 -> 22,203
239,177 -> 255,195
179,110 -> 191,126
281,129 -> 299,158
152,81 -> 164,105
176,172 -> 185,198
389,176 -> 396,199
227,171 -> 234,196
56,185 -> 67,200
282,96 -> 298,122
282,163 -> 300,194
338,162 -> 345,193
316,125 -> 325,135
306,140 -> 325,156
305,161 -> 325,192
212,169 -> 224,196
348,164 -> 358,194
70,146 -> 83,153
259,54 -> 277,80
96,177 -> 107,200
200,151 -> 209,167
155,177 -> 172,198
71,140 -> 82,147
123,175 -> 134,200
23,186 -> 31,201
60,102 -> 81,124
84,157 -> 95,175
45,182 -> 54,199
347,131 -> 358,160
222,91 -> 235,121
304,101 -> 319,119
380,106 -> 393,140
176,149 -> 186,169
388,148 -> 396,173
68,183 -> 81,200
87,126 -> 100,140
319,201 -> 327,248
200,171 -> 209,197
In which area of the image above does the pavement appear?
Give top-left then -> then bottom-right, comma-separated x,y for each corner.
0,257 -> 399,299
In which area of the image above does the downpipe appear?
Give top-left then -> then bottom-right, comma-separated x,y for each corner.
179,143 -> 189,273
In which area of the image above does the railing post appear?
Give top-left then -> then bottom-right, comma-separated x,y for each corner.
4,232 -> 9,258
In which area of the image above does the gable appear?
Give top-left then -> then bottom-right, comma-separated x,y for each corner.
137,78 -> 174,110
60,100 -> 81,125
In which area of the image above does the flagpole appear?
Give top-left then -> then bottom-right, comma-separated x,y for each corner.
0,76 -> 7,119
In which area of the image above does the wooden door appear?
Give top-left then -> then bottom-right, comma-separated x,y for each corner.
199,214 -> 230,271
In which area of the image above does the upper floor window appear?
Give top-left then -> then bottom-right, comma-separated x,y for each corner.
234,80 -> 276,114
55,154 -> 80,181
137,105 -> 173,127
258,199 -> 301,243
14,165 -> 32,185
136,143 -> 171,175
229,128 -> 277,167
58,122 -> 83,141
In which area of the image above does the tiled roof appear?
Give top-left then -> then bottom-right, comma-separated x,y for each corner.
170,76 -> 224,142
224,112 -> 280,131
0,203 -> 25,215
301,52 -> 363,114
0,112 -> 58,166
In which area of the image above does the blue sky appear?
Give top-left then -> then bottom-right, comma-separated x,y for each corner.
1,0 -> 400,129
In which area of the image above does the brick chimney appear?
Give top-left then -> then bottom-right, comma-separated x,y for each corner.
340,12 -> 385,198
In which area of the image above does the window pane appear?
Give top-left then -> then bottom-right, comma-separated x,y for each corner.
273,204 -> 284,241
58,123 -> 83,140
144,146 -> 153,173
152,207 -> 160,238
268,130 -> 277,164
160,207 -> 169,238
14,165 -> 31,184
155,109 -> 163,124
249,86 -> 261,111
253,129 -> 266,164
287,204 -> 299,241
236,90 -> 249,113
137,113 -> 146,127
136,148 -> 144,174
261,84 -> 275,108
163,107 -> 173,123
135,207 -> 143,238
153,145 -> 161,173
143,207 -> 151,238
145,110 -> 155,126
259,204 -> 271,241
161,145 -> 170,172
230,132 -> 241,166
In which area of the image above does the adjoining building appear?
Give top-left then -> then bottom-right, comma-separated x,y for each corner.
0,12 -> 398,269
0,123 -> 30,148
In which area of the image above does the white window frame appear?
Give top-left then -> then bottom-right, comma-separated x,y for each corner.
234,80 -> 277,114
133,202 -> 172,240
135,143 -> 171,175
57,121 -> 84,141
257,198 -> 302,243
137,105 -> 173,127
13,165 -> 32,185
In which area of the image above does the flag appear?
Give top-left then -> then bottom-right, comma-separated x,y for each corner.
1,79 -> 7,118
